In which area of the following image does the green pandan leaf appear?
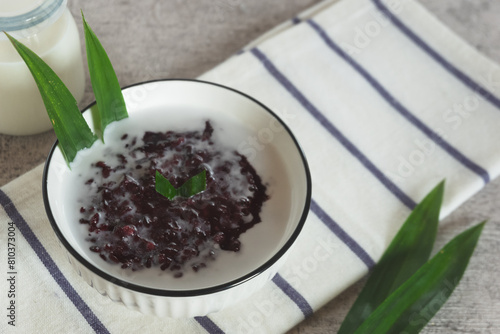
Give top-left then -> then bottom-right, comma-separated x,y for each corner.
155,170 -> 207,200
82,12 -> 128,140
338,181 -> 444,334
155,171 -> 178,200
5,32 -> 97,165
354,221 -> 485,334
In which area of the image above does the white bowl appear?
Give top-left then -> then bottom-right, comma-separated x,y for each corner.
43,79 -> 311,317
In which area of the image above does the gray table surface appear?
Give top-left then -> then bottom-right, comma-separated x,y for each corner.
1,1 -> 499,333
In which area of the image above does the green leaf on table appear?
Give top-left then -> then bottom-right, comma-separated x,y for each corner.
82,12 -> 128,140
354,221 -> 485,334
5,32 -> 97,165
338,181 -> 444,334
155,170 -> 207,200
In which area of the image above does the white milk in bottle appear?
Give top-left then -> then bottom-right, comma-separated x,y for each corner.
0,0 -> 85,135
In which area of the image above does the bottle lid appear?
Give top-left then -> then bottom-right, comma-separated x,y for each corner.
0,0 -> 67,39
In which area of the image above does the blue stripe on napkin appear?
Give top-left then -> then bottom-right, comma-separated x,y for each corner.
195,316 -> 226,334
272,273 -> 314,317
372,0 -> 500,110
0,190 -> 110,334
250,47 -> 417,210
306,18 -> 490,184
311,200 -> 375,268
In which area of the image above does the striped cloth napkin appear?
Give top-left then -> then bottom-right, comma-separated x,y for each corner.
1,0 -> 500,332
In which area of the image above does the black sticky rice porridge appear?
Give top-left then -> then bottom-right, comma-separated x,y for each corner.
76,121 -> 269,277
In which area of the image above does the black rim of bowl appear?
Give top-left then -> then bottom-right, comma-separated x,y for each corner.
42,78 -> 312,297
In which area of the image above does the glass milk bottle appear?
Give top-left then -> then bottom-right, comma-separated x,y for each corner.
0,0 -> 85,135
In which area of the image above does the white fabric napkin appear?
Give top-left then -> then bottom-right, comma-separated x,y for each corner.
1,0 -> 500,333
